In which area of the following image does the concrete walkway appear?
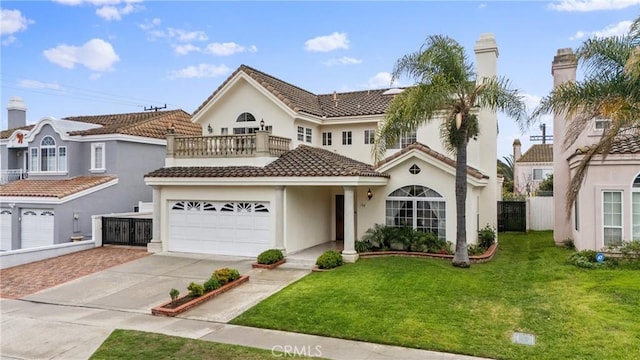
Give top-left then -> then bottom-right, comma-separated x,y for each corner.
0,253 -> 491,360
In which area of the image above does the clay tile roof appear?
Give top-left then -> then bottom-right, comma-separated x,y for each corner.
145,145 -> 389,179
193,65 -> 395,119
0,176 -> 116,198
575,135 -> 640,156
375,142 -> 488,180
516,144 -> 553,163
0,124 -> 35,139
65,109 -> 201,139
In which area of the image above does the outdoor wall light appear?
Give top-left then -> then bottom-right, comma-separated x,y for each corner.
367,188 -> 373,200
260,118 -> 265,131
207,124 -> 213,134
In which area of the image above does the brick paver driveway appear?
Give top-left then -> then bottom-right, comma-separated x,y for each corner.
0,247 -> 150,299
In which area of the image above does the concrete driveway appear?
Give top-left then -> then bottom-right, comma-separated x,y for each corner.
21,253 -> 309,323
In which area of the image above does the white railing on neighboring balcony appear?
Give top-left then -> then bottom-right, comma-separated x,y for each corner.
167,131 -> 291,159
0,169 -> 26,184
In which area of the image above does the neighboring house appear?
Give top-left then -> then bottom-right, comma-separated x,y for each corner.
551,48 -> 640,250
144,33 -> 501,261
512,139 -> 553,195
0,98 -> 201,251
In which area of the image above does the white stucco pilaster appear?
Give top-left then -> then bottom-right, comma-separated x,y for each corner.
342,186 -> 358,262
275,186 -> 285,252
147,186 -> 163,253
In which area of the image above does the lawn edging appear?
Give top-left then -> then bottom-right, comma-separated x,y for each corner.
151,275 -> 249,317
251,258 -> 286,269
359,242 -> 497,263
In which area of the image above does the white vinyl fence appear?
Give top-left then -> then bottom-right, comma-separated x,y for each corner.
526,197 -> 554,231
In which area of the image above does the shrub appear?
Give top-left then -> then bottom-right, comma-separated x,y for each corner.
203,277 -> 221,292
169,288 -> 180,302
467,244 -> 486,256
257,249 -> 284,265
316,250 -> 343,269
187,282 -> 204,297
355,240 -> 370,253
478,225 -> 496,249
360,224 -> 448,253
562,238 -> 576,250
213,268 -> 240,285
566,250 -> 620,269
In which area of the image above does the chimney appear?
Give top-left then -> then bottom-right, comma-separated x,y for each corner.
7,97 -> 27,129
513,138 -> 522,161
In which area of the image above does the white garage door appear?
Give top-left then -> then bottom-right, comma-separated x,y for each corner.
1,209 -> 12,251
21,209 -> 55,249
169,201 -> 270,257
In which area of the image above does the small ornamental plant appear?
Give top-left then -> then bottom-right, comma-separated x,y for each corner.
257,249 -> 284,265
169,288 -> 180,303
187,282 -> 205,297
316,250 -> 344,269
203,277 -> 221,292
213,268 -> 240,286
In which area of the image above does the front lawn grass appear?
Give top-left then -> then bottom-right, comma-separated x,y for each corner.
232,232 -> 640,360
90,329 -> 320,360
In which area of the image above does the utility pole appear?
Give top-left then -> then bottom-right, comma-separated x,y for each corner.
144,104 -> 167,112
529,123 -> 553,144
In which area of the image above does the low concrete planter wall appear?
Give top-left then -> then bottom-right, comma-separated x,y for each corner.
251,259 -> 286,269
151,275 -> 250,317
359,243 -> 498,263
0,240 -> 96,269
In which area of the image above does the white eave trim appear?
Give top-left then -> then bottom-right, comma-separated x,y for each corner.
569,152 -> 640,168
0,178 -> 118,205
144,176 -> 388,187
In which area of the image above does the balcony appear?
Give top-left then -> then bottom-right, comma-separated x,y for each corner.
0,169 -> 27,184
165,131 -> 291,167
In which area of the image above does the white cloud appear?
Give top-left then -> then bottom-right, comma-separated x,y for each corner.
55,0 -> 141,21
323,56 -> 363,66
173,44 -> 200,55
167,28 -> 208,42
167,64 -> 230,79
2,35 -> 16,46
304,32 -> 349,52
570,20 -> 632,40
549,0 -> 640,11
139,17 -> 161,30
1,9 -> 34,37
89,73 -> 102,80
43,38 -> 120,71
522,92 -> 553,125
478,3 -> 487,8
367,72 -> 399,88
18,79 -> 62,90
204,42 -> 257,56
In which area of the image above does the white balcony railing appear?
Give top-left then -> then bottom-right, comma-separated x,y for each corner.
0,169 -> 26,184
166,131 -> 290,159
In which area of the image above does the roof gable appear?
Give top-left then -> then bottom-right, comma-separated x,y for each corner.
517,144 -> 553,163
0,176 -> 116,198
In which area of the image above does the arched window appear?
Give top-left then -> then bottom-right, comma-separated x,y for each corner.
633,173 -> 640,241
386,185 -> 446,239
29,136 -> 67,173
233,112 -> 259,134
236,112 -> 256,122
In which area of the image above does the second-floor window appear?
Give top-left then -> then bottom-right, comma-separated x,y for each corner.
322,132 -> 332,146
297,126 -> 312,143
30,136 -> 67,173
533,169 -> 552,181
91,143 -> 105,171
342,131 -> 352,145
389,131 -> 417,149
364,130 -> 375,144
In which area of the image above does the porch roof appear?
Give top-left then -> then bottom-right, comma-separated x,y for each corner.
146,145 -> 390,179
573,134 -> 640,157
0,176 -> 116,198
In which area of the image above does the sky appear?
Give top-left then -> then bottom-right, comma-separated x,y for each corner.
1,0 -> 638,159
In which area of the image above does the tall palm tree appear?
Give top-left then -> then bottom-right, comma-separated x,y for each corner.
530,14 -> 640,216
374,35 -> 527,268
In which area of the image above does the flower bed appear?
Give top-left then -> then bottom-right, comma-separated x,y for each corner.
152,275 -> 249,317
252,258 -> 286,269
359,242 -> 497,263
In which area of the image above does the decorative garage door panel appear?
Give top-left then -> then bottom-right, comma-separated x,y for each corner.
168,201 -> 270,257
1,209 -> 12,251
21,209 -> 55,249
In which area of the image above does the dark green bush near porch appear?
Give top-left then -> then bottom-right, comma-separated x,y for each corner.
257,249 -> 284,265
316,250 -> 343,269
359,224 -> 451,254
213,268 -> 240,285
477,224 -> 496,249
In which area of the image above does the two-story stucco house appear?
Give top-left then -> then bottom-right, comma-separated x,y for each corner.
512,139 -> 553,195
551,48 -> 640,250
0,99 -> 200,251
144,33 -> 501,262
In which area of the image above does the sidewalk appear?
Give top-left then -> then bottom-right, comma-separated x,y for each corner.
0,298 -> 491,360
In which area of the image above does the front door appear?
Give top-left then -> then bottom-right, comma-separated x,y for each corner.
335,195 -> 344,240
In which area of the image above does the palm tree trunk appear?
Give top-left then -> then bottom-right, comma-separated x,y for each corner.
452,132 -> 470,268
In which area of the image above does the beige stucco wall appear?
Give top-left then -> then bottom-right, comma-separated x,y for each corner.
571,157 -> 640,250
284,186 -> 332,253
514,162 -> 553,194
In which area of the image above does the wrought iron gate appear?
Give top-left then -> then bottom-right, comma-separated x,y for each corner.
497,201 -> 526,232
102,217 -> 152,246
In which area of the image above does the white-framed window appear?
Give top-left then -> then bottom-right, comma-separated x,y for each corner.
632,174 -> 640,241
30,147 -> 39,172
342,131 -> 352,145
233,127 -> 259,134
30,136 -> 66,173
322,132 -> 332,146
58,147 -> 67,172
386,185 -> 446,239
364,129 -> 375,144
40,136 -> 56,172
305,128 -> 312,143
388,130 -> 417,149
236,112 -> 256,122
297,126 -> 304,141
594,119 -> 610,131
533,168 -> 553,181
602,191 -> 623,246
297,126 -> 312,143
91,143 -> 106,171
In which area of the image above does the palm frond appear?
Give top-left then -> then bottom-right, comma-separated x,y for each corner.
476,76 -> 528,128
